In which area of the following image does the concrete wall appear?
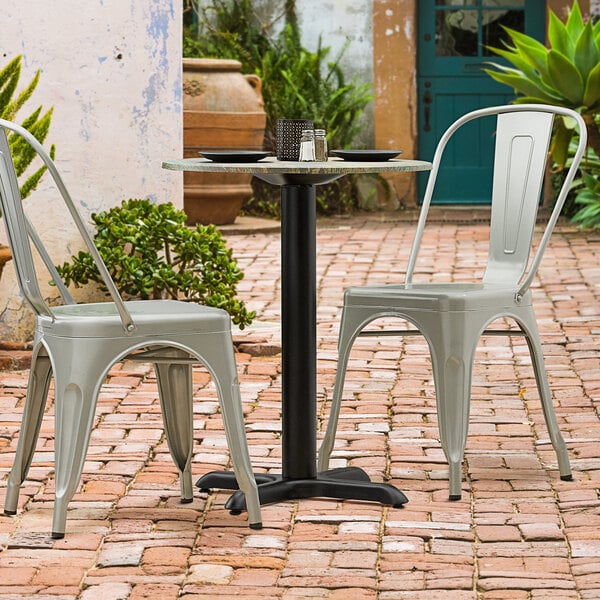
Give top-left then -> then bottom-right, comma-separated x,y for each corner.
1,1 -> 182,341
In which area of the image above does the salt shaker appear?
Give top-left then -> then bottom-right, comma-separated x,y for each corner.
314,129 -> 328,161
298,129 -> 316,161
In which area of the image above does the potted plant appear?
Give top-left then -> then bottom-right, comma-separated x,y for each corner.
0,55 -> 55,277
183,0 -> 373,218
55,199 -> 255,328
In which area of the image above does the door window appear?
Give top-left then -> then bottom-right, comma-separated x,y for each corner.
426,1 -> 527,72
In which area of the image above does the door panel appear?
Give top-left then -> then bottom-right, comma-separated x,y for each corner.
417,1 -> 545,204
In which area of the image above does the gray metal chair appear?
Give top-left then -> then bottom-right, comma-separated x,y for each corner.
319,104 -> 587,500
0,119 -> 262,537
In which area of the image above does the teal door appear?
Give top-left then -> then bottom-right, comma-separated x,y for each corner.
417,1 -> 545,204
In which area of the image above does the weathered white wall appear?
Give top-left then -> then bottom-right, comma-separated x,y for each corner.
0,0 -> 182,341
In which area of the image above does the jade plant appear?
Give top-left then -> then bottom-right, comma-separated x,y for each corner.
0,55 -> 55,199
55,199 -> 255,328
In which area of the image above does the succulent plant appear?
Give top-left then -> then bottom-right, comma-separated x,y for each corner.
484,0 -> 600,164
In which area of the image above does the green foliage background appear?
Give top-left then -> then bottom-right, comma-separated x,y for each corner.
485,1 -> 600,226
0,55 -> 55,200
183,0 -> 373,216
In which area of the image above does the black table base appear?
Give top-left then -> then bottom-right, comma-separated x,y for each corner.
195,467 -> 408,512
196,181 -> 408,514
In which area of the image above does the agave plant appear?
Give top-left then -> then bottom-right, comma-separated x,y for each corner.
0,55 -> 55,199
484,1 -> 600,165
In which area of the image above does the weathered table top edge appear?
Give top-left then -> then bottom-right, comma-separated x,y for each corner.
162,156 -> 432,174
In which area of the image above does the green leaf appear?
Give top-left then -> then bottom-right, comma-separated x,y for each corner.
502,27 -> 549,58
486,46 -> 542,81
6,70 -> 40,119
499,27 -> 550,77
583,61 -> 600,108
566,0 -> 585,41
582,170 -> 600,191
547,50 -> 584,103
0,59 -> 20,120
484,66 -> 563,103
548,11 -> 574,59
574,20 -> 599,82
551,117 -> 574,170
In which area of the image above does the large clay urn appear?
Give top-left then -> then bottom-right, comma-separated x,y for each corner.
0,244 -> 11,280
182,58 -> 266,225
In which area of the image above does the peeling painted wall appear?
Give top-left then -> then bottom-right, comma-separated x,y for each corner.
1,1 -> 182,341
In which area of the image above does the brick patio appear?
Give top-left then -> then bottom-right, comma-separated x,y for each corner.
0,210 -> 599,599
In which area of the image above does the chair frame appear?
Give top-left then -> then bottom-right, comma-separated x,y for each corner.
0,119 -> 262,536
318,104 -> 587,499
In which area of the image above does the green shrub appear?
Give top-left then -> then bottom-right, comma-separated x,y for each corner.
55,199 -> 255,328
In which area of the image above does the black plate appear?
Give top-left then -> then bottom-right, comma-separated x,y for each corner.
331,149 -> 403,161
199,151 -> 271,163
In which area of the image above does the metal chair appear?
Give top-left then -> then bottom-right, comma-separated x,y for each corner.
0,119 -> 262,537
318,104 -> 587,500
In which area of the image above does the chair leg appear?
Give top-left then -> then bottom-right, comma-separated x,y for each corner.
518,311 -> 572,481
426,315 -> 480,500
318,304 -> 370,472
4,350 -> 52,515
193,334 -> 262,529
317,363 -> 347,473
50,350 -> 106,539
154,349 -> 194,502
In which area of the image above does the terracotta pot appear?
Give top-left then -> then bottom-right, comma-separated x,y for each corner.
182,58 -> 267,225
0,244 -> 12,279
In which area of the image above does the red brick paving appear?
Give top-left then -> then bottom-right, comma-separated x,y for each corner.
0,211 -> 599,598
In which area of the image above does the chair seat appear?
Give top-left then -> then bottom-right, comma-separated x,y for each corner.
344,283 -> 531,312
40,300 -> 231,338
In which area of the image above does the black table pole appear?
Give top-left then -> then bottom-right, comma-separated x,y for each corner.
280,184 -> 317,479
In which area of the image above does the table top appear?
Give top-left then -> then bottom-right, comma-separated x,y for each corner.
163,156 -> 432,186
162,156 -> 432,175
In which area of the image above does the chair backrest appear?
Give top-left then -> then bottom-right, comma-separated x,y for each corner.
0,119 -> 136,333
405,104 -> 587,298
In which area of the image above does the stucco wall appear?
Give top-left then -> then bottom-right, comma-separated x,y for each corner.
1,1 -> 182,342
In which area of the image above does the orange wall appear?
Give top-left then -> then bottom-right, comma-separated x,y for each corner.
373,0 -> 418,208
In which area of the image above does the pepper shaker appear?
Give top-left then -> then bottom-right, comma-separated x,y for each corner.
314,129 -> 328,161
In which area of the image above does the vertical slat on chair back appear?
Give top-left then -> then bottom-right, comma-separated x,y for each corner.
0,128 -> 54,318
483,110 -> 554,285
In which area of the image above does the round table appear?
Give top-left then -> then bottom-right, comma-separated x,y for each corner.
162,156 -> 432,512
